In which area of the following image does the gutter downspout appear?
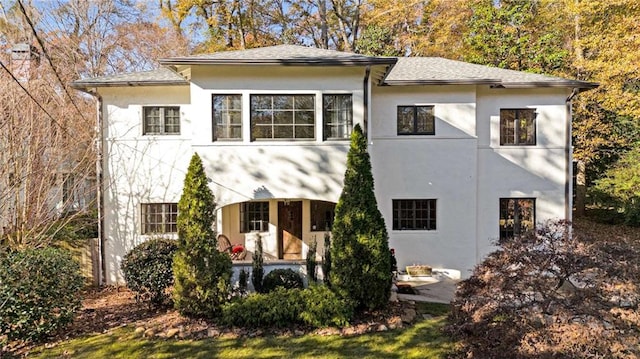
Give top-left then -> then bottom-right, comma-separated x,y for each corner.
89,89 -> 106,286
363,66 -> 371,139
565,88 -> 579,222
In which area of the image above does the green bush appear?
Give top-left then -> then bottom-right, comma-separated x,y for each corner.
299,285 -> 353,327
306,238 -> 318,283
221,287 -> 303,327
262,268 -> 304,293
0,248 -> 84,342
121,238 -> 178,306
221,285 -> 352,328
252,236 -> 264,293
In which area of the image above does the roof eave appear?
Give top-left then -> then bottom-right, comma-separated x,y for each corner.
382,79 -> 501,86
496,81 -> 599,90
70,80 -> 189,91
158,58 -> 397,66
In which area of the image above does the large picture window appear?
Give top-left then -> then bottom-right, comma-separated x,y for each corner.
240,201 -> 269,232
250,95 -> 315,140
323,94 -> 352,139
393,199 -> 437,230
310,200 -> 336,231
397,105 -> 435,135
143,106 -> 180,135
500,109 -> 536,145
213,94 -> 242,140
499,198 -> 535,240
141,203 -> 178,234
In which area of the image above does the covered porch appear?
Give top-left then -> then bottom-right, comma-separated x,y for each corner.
216,198 -> 335,262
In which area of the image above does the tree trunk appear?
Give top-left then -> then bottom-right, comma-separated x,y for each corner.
575,160 -> 586,217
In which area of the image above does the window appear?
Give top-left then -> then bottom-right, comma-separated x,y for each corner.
397,105 -> 435,135
141,203 -> 178,234
212,94 -> 242,140
323,94 -> 352,139
240,201 -> 269,232
310,200 -> 336,231
250,95 -> 315,140
143,106 -> 180,135
393,199 -> 436,230
500,109 -> 536,145
499,198 -> 535,240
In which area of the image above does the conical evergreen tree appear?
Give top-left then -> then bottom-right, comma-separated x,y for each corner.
330,124 -> 391,310
173,153 -> 231,317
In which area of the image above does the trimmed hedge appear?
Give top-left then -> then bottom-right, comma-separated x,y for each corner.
0,248 -> 83,342
121,238 -> 178,306
221,285 -> 352,328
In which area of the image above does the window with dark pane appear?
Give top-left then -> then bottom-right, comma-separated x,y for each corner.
499,198 -> 535,240
323,94 -> 353,139
500,109 -> 536,145
141,203 -> 178,234
397,105 -> 435,135
250,95 -> 315,140
240,201 -> 269,232
310,200 -> 336,231
392,199 -> 437,230
212,94 -> 242,140
143,107 -> 180,135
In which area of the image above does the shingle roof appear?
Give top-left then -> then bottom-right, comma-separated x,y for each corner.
384,57 -> 597,89
70,67 -> 188,89
159,44 -> 396,66
70,45 -> 597,90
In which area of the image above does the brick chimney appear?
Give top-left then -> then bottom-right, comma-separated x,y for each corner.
10,43 -> 39,82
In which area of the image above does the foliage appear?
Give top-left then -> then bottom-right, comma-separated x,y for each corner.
262,268 -> 304,293
251,236 -> 264,293
322,232 -> 332,287
221,285 -> 352,329
356,25 -> 401,56
121,238 -> 178,306
298,284 -> 353,328
594,146 -> 640,226
447,220 -> 640,358
330,124 -> 392,311
0,247 -> 84,342
173,153 -> 232,318
238,268 -> 249,296
306,238 -> 318,283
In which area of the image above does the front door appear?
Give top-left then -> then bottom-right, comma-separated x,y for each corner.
278,201 -> 302,260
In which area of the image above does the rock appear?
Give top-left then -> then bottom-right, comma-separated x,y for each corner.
294,330 -> 305,336
422,314 -> 434,320
143,328 -> 156,337
134,327 -> 145,336
341,327 -> 357,336
208,328 -> 220,337
166,328 -> 180,338
401,308 -> 417,323
377,324 -> 388,332
315,327 -> 341,336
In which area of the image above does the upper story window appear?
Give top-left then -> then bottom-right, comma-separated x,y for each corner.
500,109 -> 536,145
397,105 -> 435,135
323,94 -> 353,140
250,95 -> 315,140
499,198 -> 535,240
141,203 -> 178,234
240,201 -> 269,233
213,94 -> 242,141
143,106 -> 180,135
393,199 -> 437,230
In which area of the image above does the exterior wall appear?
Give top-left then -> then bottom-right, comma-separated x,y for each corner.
99,86 -> 192,284
97,66 -> 573,283
475,87 -> 572,261
370,85 -> 478,276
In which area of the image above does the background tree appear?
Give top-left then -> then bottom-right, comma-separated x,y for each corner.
330,124 -> 391,311
173,153 -> 232,318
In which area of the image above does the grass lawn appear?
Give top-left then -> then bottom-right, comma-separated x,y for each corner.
29,303 -> 454,359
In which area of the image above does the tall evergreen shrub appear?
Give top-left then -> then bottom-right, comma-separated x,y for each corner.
306,237 -> 318,283
330,124 -> 392,310
173,153 -> 232,317
252,236 -> 264,293
322,232 -> 331,286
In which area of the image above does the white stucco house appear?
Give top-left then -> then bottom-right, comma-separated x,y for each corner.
71,45 -> 596,285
